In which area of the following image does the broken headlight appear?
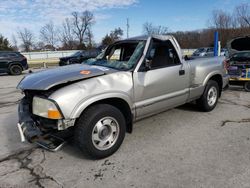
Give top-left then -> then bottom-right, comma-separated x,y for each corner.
32,97 -> 62,120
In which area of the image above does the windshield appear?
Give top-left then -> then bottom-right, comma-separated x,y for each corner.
71,51 -> 83,57
83,41 -> 146,70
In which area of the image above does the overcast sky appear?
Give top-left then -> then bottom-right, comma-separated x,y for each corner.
0,0 -> 248,45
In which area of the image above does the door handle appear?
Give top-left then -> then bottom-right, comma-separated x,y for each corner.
179,70 -> 185,76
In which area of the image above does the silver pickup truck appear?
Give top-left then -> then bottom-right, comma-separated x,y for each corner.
17,35 -> 229,159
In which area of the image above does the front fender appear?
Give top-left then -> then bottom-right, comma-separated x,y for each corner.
71,92 -> 133,118
49,72 -> 134,119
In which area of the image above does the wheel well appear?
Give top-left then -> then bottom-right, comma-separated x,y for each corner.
85,98 -> 133,133
8,63 -> 23,70
209,74 -> 223,97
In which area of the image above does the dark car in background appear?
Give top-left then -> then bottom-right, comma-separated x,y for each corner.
59,49 -> 101,66
0,51 -> 28,75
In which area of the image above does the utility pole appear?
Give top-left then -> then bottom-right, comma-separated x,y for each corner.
126,18 -> 129,38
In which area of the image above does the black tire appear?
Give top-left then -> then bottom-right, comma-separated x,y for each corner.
244,82 -> 250,92
74,104 -> 126,159
197,80 -> 219,112
9,65 -> 22,75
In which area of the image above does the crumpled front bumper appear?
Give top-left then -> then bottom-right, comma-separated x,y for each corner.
18,98 -> 43,142
17,98 -> 69,151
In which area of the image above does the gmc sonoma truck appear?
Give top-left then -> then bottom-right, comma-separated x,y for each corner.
17,35 -> 229,159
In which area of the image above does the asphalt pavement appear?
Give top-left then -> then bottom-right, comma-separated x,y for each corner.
0,71 -> 250,188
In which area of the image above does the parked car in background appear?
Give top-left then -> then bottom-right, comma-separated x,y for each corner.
59,49 -> 101,66
192,47 -> 227,58
226,36 -> 250,92
17,35 -> 229,159
0,51 -> 28,75
220,48 -> 228,56
192,47 -> 214,57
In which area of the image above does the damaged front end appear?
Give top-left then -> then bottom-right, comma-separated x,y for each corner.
16,64 -> 114,151
17,90 -> 74,151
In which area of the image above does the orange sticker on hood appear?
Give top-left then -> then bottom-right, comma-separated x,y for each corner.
80,70 -> 91,75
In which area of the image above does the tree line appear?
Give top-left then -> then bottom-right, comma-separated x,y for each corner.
142,3 -> 250,48
0,2 -> 249,52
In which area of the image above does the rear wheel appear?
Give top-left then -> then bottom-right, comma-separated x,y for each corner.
244,82 -> 250,92
197,80 -> 219,112
9,65 -> 22,75
74,104 -> 126,159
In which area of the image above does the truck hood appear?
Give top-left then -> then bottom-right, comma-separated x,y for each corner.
17,64 -> 116,90
227,36 -> 250,56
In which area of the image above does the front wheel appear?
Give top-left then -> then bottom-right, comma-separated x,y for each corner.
244,82 -> 250,92
9,65 -> 22,75
197,80 -> 219,112
74,104 -> 126,159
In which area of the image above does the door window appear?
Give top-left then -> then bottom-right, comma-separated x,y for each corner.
146,39 -> 181,69
7,53 -> 19,58
0,53 -> 8,59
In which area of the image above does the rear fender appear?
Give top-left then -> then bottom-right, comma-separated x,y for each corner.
202,71 -> 222,87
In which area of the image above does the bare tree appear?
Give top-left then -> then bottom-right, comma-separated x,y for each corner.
235,3 -> 250,27
34,41 -> 45,51
85,27 -> 94,49
40,21 -> 58,50
11,34 -> 18,51
143,22 -> 168,35
211,10 -> 233,29
59,18 -> 76,49
71,11 -> 94,48
143,22 -> 154,35
17,28 -> 34,52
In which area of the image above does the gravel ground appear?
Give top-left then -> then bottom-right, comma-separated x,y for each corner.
0,71 -> 250,188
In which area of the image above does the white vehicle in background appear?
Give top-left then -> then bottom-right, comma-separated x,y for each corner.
192,47 -> 227,58
192,47 -> 214,57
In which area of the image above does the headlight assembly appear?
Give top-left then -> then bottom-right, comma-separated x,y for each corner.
32,97 -> 62,119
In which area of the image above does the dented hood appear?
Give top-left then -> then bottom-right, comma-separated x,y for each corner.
17,64 -> 116,90
227,36 -> 250,56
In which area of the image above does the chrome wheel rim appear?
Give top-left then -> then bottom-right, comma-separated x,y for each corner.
13,67 -> 21,74
92,117 -> 119,150
207,86 -> 217,106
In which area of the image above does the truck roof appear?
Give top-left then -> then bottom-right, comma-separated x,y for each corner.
122,35 -> 175,42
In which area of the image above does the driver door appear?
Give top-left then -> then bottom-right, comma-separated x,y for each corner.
133,38 -> 190,119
